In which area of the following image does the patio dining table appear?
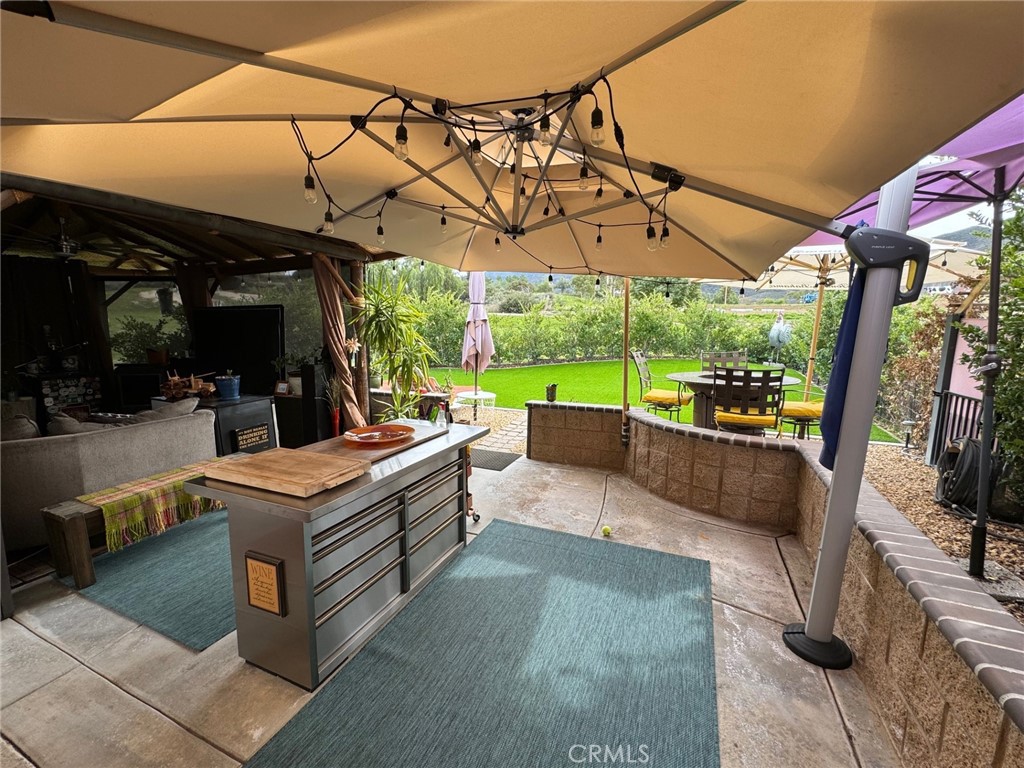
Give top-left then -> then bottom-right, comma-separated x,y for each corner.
666,371 -> 800,429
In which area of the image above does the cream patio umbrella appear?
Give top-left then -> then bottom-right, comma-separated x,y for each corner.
461,271 -> 495,422
1,2 -> 1021,283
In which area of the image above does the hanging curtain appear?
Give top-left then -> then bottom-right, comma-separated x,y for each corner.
312,255 -> 366,430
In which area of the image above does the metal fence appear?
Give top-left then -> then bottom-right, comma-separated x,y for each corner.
928,390 -> 984,466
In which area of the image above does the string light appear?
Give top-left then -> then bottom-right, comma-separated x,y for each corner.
376,224 -> 386,245
664,283 -> 670,299
941,254 -> 948,267
548,268 -> 553,283
440,205 -> 448,234
507,162 -> 516,186
595,275 -> 601,287
519,185 -> 527,206
593,178 -> 604,206
660,224 -> 670,249
645,224 -> 657,252
323,210 -> 335,235
579,165 -> 590,191
303,174 -> 317,204
494,235 -> 502,252
420,259 -> 425,271
590,105 -> 605,146
443,134 -> 452,149
543,195 -> 551,217
471,138 -> 483,166
394,123 -> 409,162
392,260 -> 397,273
539,112 -> 552,146
595,224 -> 603,251
740,279 -> 746,296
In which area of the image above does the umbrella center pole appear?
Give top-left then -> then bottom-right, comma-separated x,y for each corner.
783,265 -> 901,669
784,165 -> 924,670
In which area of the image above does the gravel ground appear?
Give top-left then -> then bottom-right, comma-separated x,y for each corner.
863,445 -> 1024,624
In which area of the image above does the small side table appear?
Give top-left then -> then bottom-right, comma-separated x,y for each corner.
454,390 -> 496,418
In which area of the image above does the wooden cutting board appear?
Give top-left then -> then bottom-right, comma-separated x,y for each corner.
205,448 -> 370,497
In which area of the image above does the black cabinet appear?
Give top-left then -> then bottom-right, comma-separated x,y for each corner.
274,365 -> 331,448
199,396 -> 279,455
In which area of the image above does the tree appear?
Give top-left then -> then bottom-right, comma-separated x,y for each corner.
960,190 -> 1024,503
631,278 -> 701,307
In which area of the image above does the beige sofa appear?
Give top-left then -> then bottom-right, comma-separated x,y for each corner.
0,410 -> 217,551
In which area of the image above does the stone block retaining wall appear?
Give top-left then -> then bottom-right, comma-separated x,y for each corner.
525,402 -> 1023,766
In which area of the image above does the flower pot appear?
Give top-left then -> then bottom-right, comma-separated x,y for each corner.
330,408 -> 340,437
215,375 -> 241,400
369,374 -> 382,389
545,383 -> 558,402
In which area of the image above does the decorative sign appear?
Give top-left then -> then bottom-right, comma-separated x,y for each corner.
234,422 -> 270,452
245,552 -> 286,616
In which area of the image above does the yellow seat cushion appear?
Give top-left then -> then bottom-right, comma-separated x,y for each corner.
715,410 -> 777,428
642,389 -> 692,406
781,401 -> 825,419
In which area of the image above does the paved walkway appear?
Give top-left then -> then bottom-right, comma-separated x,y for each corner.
453,407 -> 528,454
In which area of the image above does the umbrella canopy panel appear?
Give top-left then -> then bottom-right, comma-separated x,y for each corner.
2,1 -> 1022,278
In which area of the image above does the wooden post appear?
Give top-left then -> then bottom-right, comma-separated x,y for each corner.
350,262 -> 370,420
622,276 -> 631,431
804,260 -> 828,400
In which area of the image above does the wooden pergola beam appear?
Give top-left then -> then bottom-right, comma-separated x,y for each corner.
2,173 -> 371,263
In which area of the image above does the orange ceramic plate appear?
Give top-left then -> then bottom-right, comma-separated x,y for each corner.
342,423 -> 416,445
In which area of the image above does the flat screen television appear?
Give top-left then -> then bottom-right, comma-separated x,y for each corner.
191,305 -> 285,396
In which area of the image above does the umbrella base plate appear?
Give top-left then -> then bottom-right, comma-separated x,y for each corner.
782,623 -> 853,669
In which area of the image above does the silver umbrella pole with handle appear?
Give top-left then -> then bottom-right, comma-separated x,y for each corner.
783,167 -> 931,668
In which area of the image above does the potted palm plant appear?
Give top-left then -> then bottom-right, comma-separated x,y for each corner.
356,272 -> 435,422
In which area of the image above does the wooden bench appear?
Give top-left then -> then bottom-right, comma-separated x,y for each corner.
42,499 -> 105,589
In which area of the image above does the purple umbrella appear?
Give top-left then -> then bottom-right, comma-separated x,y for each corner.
801,95 -> 1024,246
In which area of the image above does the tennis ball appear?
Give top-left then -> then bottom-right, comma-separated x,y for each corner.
601,525 -> 612,537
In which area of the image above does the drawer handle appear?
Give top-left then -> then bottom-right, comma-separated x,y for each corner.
312,493 -> 402,547
315,555 -> 404,628
407,466 -> 462,505
409,489 -> 462,530
314,530 -> 403,596
406,459 -> 463,500
409,509 -> 462,556
313,505 -> 400,563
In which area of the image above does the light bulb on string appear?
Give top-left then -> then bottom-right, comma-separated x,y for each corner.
579,165 -> 590,191
440,206 -> 448,234
590,106 -> 605,146
420,260 -> 425,271
595,224 -> 603,251
543,197 -> 551,217
471,138 -> 483,166
665,283 -> 671,299
538,113 -> 552,146
519,186 -> 527,206
941,255 -> 948,267
394,124 -> 409,162
392,261 -> 397,273
494,236 -> 502,252
593,180 -> 604,206
323,210 -> 335,235
595,275 -> 601,288
548,269 -> 553,283
740,280 -> 746,297
443,134 -> 452,149
660,224 -> 670,250
303,174 -> 317,204
376,224 -> 386,246
646,224 -> 658,252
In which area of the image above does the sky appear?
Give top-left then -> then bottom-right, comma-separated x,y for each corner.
909,203 -> 989,239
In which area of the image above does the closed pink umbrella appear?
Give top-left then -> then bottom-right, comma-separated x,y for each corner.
461,272 -> 495,420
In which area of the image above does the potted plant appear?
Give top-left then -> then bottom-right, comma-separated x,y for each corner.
320,370 -> 344,437
356,272 -> 435,422
215,369 -> 241,399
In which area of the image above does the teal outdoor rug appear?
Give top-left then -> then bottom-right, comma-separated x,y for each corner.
64,509 -> 234,651
247,519 -> 719,768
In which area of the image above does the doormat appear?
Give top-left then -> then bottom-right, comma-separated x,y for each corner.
471,448 -> 522,472
246,519 -> 719,768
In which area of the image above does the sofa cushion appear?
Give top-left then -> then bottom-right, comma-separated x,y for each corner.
48,412 -> 115,435
127,398 -> 199,424
1,415 -> 40,441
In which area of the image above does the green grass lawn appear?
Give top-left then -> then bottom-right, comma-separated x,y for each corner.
433,358 -> 898,442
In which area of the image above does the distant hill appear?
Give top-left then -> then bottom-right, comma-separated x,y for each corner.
935,226 -> 991,252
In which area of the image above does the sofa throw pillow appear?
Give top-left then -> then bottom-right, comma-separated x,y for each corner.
127,397 -> 200,424
47,412 -> 113,435
0,414 -> 41,441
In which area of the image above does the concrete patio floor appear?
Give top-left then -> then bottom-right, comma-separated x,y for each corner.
2,458 -> 899,767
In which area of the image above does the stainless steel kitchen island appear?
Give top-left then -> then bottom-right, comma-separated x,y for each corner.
185,421 -> 488,689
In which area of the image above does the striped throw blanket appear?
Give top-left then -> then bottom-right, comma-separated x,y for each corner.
78,458 -> 227,552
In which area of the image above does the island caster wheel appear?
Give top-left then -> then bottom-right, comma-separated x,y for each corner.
472,512 -> 480,523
